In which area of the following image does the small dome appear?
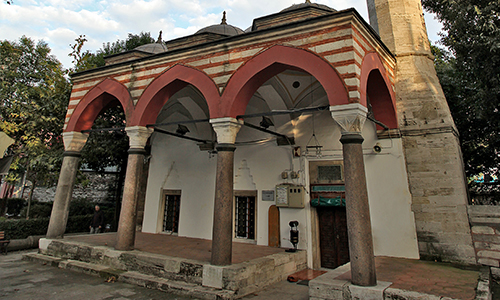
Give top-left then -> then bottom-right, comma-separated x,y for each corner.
134,31 -> 168,54
280,0 -> 336,13
134,43 -> 168,54
196,11 -> 244,36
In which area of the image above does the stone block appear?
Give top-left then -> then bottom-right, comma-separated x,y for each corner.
223,262 -> 256,281
478,258 -> 499,267
472,226 -> 496,235
474,242 -> 500,251
163,257 -> 182,273
202,265 -> 224,289
22,253 -> 64,267
268,253 -> 291,266
477,250 -> 500,260
491,267 -> 500,279
384,287 -> 441,300
309,279 -> 347,299
473,234 -> 500,244
38,238 -> 52,253
349,281 -> 392,300
179,261 -> 204,278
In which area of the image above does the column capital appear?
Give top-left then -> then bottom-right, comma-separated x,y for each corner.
330,103 -> 368,134
125,126 -> 154,149
210,117 -> 243,144
62,132 -> 89,152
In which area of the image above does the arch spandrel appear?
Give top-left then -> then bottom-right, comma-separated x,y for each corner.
221,45 -> 351,118
65,78 -> 133,132
360,52 -> 398,129
131,64 -> 221,126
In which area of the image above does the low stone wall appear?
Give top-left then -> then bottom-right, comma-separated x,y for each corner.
468,205 -> 500,267
38,237 -> 307,298
203,250 -> 307,296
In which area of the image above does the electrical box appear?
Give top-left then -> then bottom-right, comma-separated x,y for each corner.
275,184 -> 305,208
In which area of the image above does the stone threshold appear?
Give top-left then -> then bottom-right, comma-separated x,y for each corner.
27,238 -> 307,299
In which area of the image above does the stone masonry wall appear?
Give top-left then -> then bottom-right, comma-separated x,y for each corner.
368,0 -> 476,264
468,205 -> 500,267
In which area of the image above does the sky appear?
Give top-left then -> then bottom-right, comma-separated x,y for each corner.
0,0 -> 443,70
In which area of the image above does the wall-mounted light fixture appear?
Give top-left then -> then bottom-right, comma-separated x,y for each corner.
176,124 -> 190,136
260,116 -> 274,129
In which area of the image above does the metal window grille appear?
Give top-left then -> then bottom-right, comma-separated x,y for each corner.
235,196 -> 255,239
163,194 -> 180,233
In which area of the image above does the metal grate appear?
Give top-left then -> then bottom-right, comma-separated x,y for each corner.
235,196 -> 255,239
163,194 -> 180,233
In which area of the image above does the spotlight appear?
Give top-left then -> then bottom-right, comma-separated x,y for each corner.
260,116 -> 274,129
176,124 -> 190,136
373,143 -> 382,153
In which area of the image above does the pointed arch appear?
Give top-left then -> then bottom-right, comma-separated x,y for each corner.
65,78 -> 133,132
220,45 -> 350,118
360,52 -> 398,129
130,64 -> 221,126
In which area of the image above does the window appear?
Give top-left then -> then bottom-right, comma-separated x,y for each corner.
163,192 -> 181,233
309,161 -> 344,184
235,195 -> 256,240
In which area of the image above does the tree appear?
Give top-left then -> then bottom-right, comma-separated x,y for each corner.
423,1 -> 500,201
0,36 -> 70,214
69,33 -> 155,225
69,32 -> 155,73
69,32 -> 156,174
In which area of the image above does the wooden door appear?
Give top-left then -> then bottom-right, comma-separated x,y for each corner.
317,207 -> 349,269
268,205 -> 280,247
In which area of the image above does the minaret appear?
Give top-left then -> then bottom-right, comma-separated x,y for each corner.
367,0 -> 476,264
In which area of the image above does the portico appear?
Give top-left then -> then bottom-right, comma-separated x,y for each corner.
46,1 -> 434,293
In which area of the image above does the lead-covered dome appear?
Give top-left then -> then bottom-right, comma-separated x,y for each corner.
195,11 -> 244,36
134,31 -> 168,54
281,0 -> 336,13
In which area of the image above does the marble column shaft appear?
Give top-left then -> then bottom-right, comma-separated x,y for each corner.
115,150 -> 145,250
341,134 -> 377,286
209,118 -> 242,266
46,132 -> 88,239
211,145 -> 236,266
46,152 -> 81,238
115,126 -> 153,251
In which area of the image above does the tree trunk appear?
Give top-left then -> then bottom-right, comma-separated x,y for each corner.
26,178 -> 36,220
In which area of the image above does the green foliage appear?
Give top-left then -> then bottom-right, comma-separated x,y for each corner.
0,36 -> 70,188
0,203 -> 115,239
20,201 -> 52,218
0,217 -> 49,239
423,1 -> 500,196
68,198 -> 95,216
68,32 -> 155,73
0,198 -> 26,216
68,32 -> 157,175
80,106 -> 129,173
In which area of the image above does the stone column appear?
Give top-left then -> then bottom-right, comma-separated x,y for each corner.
46,132 -> 88,239
209,118 -> 243,266
331,104 -> 376,286
115,126 -> 153,251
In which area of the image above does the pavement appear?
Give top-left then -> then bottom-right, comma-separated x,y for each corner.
0,250 -> 310,300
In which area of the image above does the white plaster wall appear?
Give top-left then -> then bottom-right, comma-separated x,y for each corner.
142,133 -> 217,240
362,123 -> 420,259
142,111 -> 419,264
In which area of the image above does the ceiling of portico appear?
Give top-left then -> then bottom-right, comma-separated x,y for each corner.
153,70 -> 328,143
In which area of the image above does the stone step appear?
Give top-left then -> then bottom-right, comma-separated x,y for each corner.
23,253 -> 236,300
23,253 -> 65,267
